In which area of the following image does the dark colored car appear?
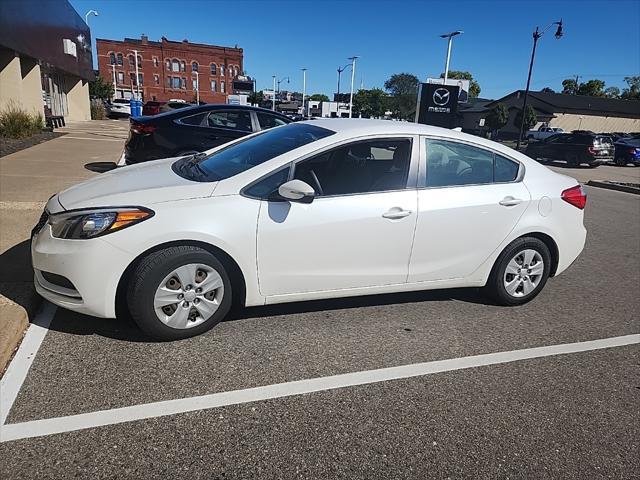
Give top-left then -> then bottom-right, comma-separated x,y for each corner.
614,137 -> 640,166
525,132 -> 614,167
124,104 -> 292,164
142,99 -> 193,116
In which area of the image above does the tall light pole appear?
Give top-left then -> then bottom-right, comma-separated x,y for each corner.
129,49 -> 142,100
516,19 -> 563,150
111,64 -> 117,99
193,71 -> 199,104
84,10 -> 99,68
348,56 -> 358,118
440,31 -> 463,83
301,68 -> 307,117
272,75 -> 276,111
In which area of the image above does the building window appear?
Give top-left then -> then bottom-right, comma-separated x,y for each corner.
109,52 -> 116,65
138,73 -> 143,86
181,77 -> 186,89
117,53 -> 123,65
220,64 -> 225,76
153,56 -> 158,67
221,81 -> 225,93
210,79 -> 216,92
181,61 -> 186,72
171,77 -> 180,89
137,54 -> 143,65
128,54 -> 135,67
191,61 -> 198,72
154,74 -> 159,85
166,59 -> 171,71
210,63 -> 216,75
192,78 -> 198,90
117,71 -> 124,84
171,59 -> 180,72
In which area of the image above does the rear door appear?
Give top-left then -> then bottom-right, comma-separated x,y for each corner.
174,110 -> 253,152
408,137 -> 530,282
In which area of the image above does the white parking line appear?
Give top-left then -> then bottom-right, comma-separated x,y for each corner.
1,333 -> 637,443
0,302 -> 56,425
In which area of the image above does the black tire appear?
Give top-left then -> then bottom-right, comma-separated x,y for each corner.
485,237 -> 552,306
615,156 -> 627,167
127,246 -> 232,341
566,153 -> 579,167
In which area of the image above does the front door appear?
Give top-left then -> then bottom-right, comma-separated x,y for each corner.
257,137 -> 419,297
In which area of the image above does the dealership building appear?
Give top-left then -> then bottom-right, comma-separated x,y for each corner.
0,0 -> 92,121
460,90 -> 640,137
96,35 -> 246,103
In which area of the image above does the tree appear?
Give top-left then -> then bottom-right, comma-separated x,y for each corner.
309,94 -> 329,102
89,75 -> 114,100
514,105 -> 537,132
621,76 -> 640,100
604,86 -> 621,98
484,103 -> 509,133
384,73 -> 419,120
248,90 -> 263,105
577,79 -> 606,97
561,78 -> 579,95
439,70 -> 481,98
353,88 -> 388,118
540,87 -> 555,93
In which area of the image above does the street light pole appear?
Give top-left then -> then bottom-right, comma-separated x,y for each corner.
130,49 -> 141,100
194,71 -> 199,104
272,75 -> 276,111
348,56 -> 358,118
439,31 -> 463,83
516,20 -> 563,150
336,62 -> 351,118
111,64 -> 116,99
301,68 -> 307,117
84,9 -> 98,25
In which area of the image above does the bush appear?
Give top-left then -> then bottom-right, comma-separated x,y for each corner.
90,101 -> 106,120
0,102 -> 44,139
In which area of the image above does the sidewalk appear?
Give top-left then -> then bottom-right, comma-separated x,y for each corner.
0,119 -> 127,373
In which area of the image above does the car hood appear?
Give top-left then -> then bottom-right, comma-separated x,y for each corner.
57,157 -> 217,211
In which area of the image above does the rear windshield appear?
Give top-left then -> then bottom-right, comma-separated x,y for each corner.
172,123 -> 335,182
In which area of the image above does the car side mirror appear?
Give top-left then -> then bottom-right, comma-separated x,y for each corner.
277,179 -> 315,204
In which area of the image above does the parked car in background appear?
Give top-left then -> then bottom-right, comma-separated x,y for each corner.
124,104 -> 292,164
525,132 -> 614,167
142,99 -> 192,116
526,126 -> 564,141
614,137 -> 640,166
32,120 -> 587,340
106,98 -> 131,118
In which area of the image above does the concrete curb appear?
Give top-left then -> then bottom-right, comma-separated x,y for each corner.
0,303 -> 30,377
586,180 -> 640,195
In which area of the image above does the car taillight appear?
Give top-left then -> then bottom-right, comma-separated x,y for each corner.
588,146 -> 597,154
131,123 -> 156,135
561,185 -> 587,210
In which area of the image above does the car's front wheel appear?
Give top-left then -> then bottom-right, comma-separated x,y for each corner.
485,237 -> 551,306
127,246 -> 232,340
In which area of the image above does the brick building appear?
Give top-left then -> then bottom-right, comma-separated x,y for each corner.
96,35 -> 243,103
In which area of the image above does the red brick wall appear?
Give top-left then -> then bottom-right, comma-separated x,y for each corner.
96,36 -> 243,103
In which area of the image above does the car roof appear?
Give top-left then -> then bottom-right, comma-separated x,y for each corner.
143,103 -> 291,121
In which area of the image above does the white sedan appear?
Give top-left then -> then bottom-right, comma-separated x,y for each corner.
31,120 -> 587,340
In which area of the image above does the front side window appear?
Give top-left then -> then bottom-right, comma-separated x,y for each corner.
425,139 -> 519,187
257,112 -> 289,130
207,111 -> 252,132
172,123 -> 335,182
244,167 -> 291,199
293,139 -> 412,196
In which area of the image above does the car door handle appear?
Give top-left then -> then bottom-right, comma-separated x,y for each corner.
382,208 -> 412,219
499,196 -> 523,206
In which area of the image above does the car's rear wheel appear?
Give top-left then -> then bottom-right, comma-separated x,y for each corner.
127,246 -> 232,340
485,237 -> 551,306
566,153 -> 580,167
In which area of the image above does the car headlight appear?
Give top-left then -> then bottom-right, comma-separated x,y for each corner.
48,207 -> 153,239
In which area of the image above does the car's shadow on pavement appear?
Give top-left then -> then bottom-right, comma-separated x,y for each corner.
43,287 -> 491,343
0,240 -> 40,319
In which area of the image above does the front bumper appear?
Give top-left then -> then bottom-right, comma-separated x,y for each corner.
31,224 -> 135,318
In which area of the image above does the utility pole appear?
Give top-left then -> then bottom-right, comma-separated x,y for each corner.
194,71 -> 199,104
440,31 -> 463,82
131,49 -> 141,99
111,64 -> 117,99
272,75 -> 276,111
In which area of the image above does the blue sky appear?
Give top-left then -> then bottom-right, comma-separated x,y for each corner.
71,0 -> 640,100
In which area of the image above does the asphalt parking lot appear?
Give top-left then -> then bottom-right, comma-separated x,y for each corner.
0,122 -> 639,478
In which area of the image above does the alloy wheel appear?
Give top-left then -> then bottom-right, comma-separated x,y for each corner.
503,249 -> 545,298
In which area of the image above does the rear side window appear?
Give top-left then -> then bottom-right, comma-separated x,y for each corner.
257,112 -> 289,130
179,113 -> 206,126
425,139 -> 519,187
207,111 -> 252,132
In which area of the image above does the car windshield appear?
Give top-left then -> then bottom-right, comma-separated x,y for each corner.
172,123 -> 335,182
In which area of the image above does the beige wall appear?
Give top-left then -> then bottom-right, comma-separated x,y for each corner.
547,113 -> 640,133
19,56 -> 43,116
0,48 -> 22,111
65,77 -> 90,121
